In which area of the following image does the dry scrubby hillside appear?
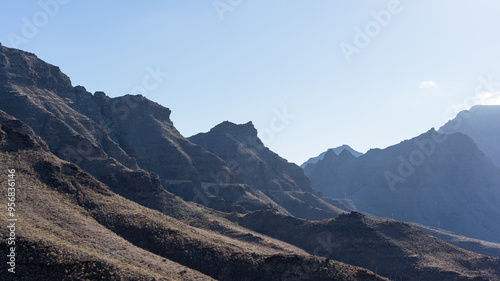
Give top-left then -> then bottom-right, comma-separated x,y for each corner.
0,122 -> 386,280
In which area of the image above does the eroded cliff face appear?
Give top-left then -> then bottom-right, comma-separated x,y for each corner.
190,121 -> 319,192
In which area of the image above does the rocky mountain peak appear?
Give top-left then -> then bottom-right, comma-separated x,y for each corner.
93,91 -> 108,100
210,121 -> 258,139
107,94 -> 173,123
189,120 -> 347,219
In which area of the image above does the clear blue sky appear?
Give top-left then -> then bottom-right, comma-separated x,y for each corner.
2,1 -> 500,164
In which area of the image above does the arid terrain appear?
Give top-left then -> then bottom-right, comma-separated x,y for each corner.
1,44 -> 500,280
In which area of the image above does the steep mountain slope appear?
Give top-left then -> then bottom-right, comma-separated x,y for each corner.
0,43 -> 232,184
440,105 -> 500,168
301,145 -> 362,168
0,121 -> 387,281
0,44 -> 317,218
229,210 -> 500,281
189,121 -> 346,220
304,129 -> 500,243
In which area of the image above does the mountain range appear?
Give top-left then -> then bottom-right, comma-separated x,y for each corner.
0,43 -> 342,221
1,43 -> 500,280
304,123 -> 500,243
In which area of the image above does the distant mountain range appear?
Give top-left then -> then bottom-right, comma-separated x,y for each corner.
2,44 -> 500,280
301,145 -> 362,168
304,127 -> 500,243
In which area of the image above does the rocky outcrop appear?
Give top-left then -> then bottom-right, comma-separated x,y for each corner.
190,121 -> 312,192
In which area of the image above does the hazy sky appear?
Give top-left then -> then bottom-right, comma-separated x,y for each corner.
2,1 -> 500,164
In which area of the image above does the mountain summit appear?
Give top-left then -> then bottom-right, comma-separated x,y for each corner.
190,121 -> 346,220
